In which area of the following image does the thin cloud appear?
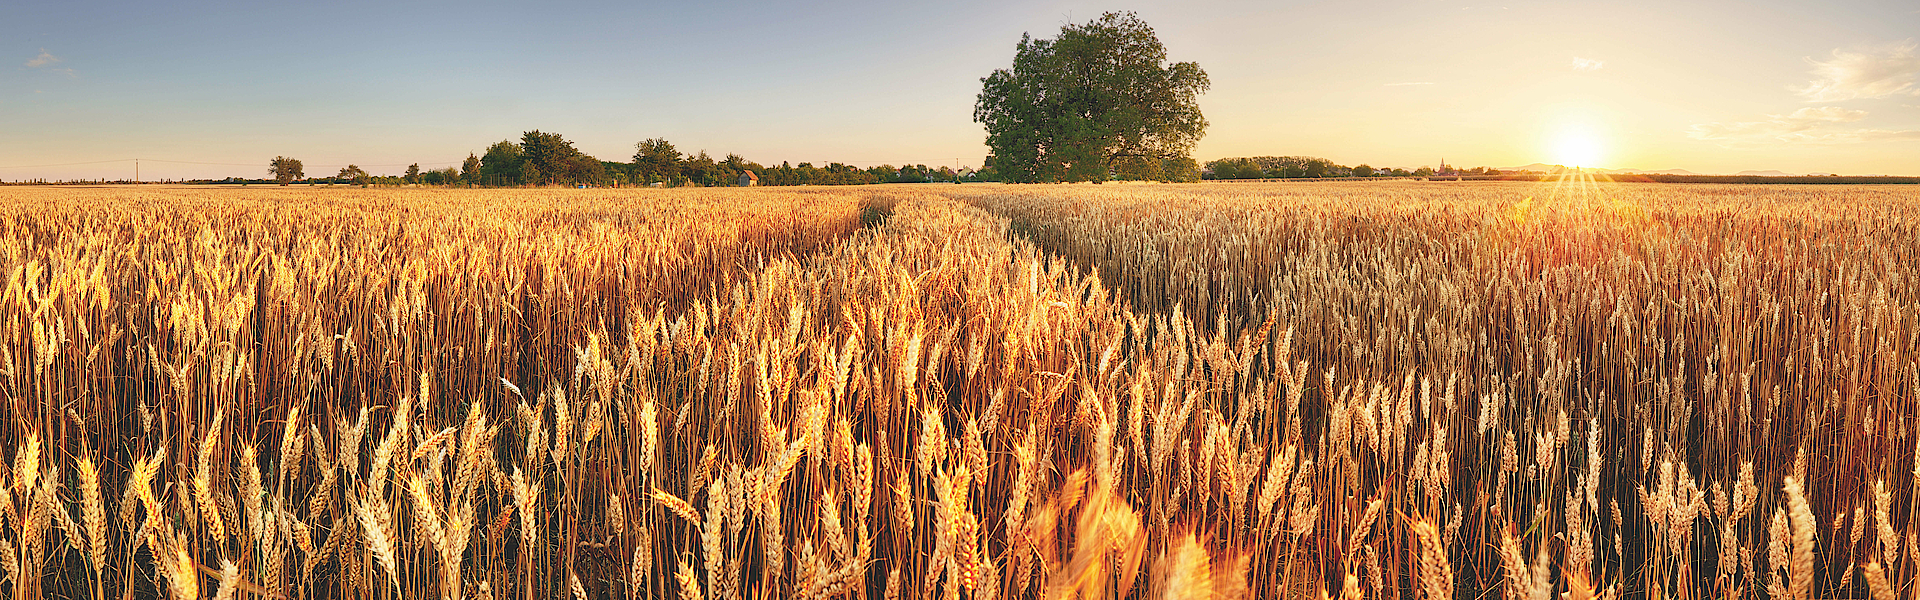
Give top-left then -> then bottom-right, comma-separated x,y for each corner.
1384,82 -> 1435,86
1571,57 -> 1604,71
25,49 -> 59,68
1785,106 -> 1869,122
1794,39 -> 1920,101
1686,107 -> 1917,146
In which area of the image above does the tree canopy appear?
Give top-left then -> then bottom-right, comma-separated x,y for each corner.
520,130 -> 596,186
336,164 -> 370,185
304,131 -> 997,189
269,156 -> 304,185
633,138 -> 683,184
974,12 -> 1209,183
1201,156 -> 1496,180
479,141 -> 524,186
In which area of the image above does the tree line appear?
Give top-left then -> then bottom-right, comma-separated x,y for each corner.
1203,156 -> 1499,180
269,131 -> 978,188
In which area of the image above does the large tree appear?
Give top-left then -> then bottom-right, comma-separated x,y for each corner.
269,156 -> 304,186
336,164 -> 370,186
479,141 -> 524,186
974,12 -> 1209,183
520,130 -> 591,186
633,138 -> 682,184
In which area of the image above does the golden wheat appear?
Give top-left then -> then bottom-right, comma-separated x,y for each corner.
0,180 -> 1913,599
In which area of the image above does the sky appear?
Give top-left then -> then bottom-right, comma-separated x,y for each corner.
4,0 -> 1919,181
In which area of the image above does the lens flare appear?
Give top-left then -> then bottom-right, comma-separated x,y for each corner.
1551,124 -> 1606,168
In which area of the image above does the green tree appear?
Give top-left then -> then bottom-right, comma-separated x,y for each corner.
480,141 -> 524,186
1112,156 -> 1163,181
520,130 -> 591,186
721,153 -> 759,174
1354,164 -> 1374,177
718,151 -> 760,185
462,154 -> 481,185
336,164 -> 371,186
566,156 -> 606,186
269,156 -> 304,186
1159,157 -> 1201,182
405,163 -> 422,184
633,138 -> 682,184
518,162 -> 540,187
682,150 -> 719,186
975,12 -> 1209,183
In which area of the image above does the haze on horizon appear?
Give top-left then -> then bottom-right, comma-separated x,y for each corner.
5,0 -> 1918,181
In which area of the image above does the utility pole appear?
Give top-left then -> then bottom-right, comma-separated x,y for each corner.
134,159 -> 139,184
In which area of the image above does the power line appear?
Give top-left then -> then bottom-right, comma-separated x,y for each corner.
134,158 -> 462,169
140,159 -> 268,167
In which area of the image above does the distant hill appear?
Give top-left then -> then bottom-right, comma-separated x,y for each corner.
1498,163 -> 1701,175
1601,168 -> 1699,175
1499,163 -> 1570,173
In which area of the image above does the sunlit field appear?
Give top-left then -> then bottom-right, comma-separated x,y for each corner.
0,179 -> 1916,600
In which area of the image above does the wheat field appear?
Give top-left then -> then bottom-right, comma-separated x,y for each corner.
0,179 -> 1915,600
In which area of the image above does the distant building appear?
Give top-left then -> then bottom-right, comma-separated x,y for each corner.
738,170 -> 759,186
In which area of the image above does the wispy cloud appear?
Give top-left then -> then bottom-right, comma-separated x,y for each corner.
25,49 -> 59,68
1687,107 -> 1920,145
1384,82 -> 1435,86
1571,57 -> 1604,71
1794,39 -> 1920,101
1785,106 -> 1870,122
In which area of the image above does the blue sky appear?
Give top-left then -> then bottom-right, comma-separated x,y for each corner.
6,0 -> 1919,180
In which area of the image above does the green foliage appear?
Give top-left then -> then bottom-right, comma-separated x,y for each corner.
402,133 -> 988,189
1204,158 -> 1263,180
405,163 -> 422,184
721,153 -> 758,174
1204,156 -> 1346,179
336,164 -> 371,186
520,130 -> 596,186
866,164 -> 953,184
269,156 -> 304,185
1159,157 -> 1201,182
759,161 -> 877,186
975,12 -> 1209,183
480,141 -> 524,186
565,155 -> 605,185
682,150 -> 720,186
633,138 -> 682,184
518,161 -> 540,187
421,167 -> 459,186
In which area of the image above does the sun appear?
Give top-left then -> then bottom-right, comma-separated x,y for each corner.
1550,123 -> 1607,168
